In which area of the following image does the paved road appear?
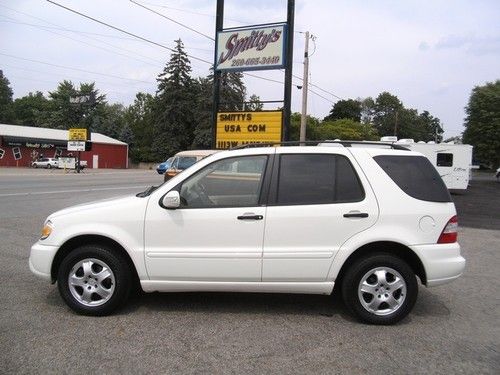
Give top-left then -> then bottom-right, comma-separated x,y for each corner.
0,169 -> 498,374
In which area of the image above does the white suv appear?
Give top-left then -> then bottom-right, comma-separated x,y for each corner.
29,143 -> 465,324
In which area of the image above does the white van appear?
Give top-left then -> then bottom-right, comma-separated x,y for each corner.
163,150 -> 217,181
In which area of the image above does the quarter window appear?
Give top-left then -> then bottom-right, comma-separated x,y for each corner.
179,155 -> 267,208
275,154 -> 364,205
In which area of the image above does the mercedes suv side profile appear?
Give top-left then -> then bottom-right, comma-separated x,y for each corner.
29,143 -> 465,324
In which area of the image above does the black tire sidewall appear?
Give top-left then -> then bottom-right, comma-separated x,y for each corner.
341,253 -> 418,325
57,245 -> 131,316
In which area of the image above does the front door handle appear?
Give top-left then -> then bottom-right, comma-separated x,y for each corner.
343,212 -> 369,218
237,214 -> 263,220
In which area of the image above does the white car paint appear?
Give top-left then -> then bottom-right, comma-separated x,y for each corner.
29,146 -> 466,297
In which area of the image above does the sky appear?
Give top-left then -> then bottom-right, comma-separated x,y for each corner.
0,0 -> 499,138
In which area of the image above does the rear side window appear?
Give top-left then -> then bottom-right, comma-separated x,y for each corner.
437,153 -> 453,167
275,154 -> 365,205
374,155 -> 451,202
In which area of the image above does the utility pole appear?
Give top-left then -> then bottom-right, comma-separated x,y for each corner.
282,0 -> 295,141
299,31 -> 310,143
211,0 -> 224,149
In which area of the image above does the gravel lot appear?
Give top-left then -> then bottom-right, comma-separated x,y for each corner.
0,168 -> 498,374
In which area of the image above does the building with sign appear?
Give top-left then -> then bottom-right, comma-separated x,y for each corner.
0,124 -> 128,169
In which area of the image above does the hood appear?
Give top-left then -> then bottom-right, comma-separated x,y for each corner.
48,195 -> 141,220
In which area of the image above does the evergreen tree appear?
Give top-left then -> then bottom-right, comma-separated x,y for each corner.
152,39 -> 195,159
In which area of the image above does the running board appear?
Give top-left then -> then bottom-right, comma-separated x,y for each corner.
141,280 -> 334,295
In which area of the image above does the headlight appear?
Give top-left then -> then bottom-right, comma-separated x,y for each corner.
40,220 -> 53,240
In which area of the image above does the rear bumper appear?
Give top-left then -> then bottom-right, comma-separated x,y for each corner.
410,242 -> 465,287
29,242 -> 59,282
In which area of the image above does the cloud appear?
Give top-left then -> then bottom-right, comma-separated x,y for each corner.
418,42 -> 430,51
435,34 -> 500,56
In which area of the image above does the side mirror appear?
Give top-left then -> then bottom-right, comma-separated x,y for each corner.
162,190 -> 180,209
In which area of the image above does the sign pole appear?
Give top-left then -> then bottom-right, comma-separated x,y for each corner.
212,0 -> 224,149
282,0 -> 295,141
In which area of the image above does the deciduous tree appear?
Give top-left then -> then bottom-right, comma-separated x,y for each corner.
463,80 -> 500,167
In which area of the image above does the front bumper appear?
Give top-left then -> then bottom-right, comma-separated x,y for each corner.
410,242 -> 466,287
29,242 -> 59,282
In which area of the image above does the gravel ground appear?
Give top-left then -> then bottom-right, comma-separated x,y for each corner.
0,170 -> 498,374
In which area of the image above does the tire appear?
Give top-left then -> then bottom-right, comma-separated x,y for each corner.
47,164 -> 52,169
57,245 -> 132,316
341,253 -> 418,325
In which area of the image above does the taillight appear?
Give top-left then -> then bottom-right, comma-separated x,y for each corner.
438,215 -> 458,244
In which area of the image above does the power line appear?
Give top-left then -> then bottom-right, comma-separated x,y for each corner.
45,0 -> 213,65
2,63 -> 148,88
0,18 -> 135,40
0,16 -> 163,68
43,0 -> 341,100
0,52 -> 154,84
130,0 -> 214,41
0,9 -> 167,66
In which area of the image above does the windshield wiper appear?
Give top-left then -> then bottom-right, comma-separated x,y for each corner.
136,185 -> 158,197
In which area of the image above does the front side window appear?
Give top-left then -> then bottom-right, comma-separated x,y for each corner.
275,154 -> 365,205
179,155 -> 267,208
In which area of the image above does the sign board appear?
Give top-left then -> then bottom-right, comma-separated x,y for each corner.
58,157 -> 76,169
216,111 -> 282,149
67,141 -> 85,151
68,128 -> 88,141
216,23 -> 286,71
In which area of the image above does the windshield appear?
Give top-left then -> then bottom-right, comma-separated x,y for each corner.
177,156 -> 197,170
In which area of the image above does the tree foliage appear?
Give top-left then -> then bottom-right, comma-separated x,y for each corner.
0,70 -> 14,123
2,39 -> 453,165
324,99 -> 361,122
152,39 -> 196,159
463,80 -> 500,167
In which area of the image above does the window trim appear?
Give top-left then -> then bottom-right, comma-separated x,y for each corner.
160,154 -> 272,210
267,153 -> 366,207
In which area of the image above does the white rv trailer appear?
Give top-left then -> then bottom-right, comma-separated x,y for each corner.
382,137 -> 474,190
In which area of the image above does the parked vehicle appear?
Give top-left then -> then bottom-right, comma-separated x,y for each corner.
32,158 -> 58,169
383,138 -> 475,190
29,142 -> 465,324
163,150 -> 217,182
496,167 -> 500,180
156,157 -> 173,175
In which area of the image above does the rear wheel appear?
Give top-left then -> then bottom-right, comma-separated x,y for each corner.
47,164 -> 52,169
341,253 -> 418,325
57,245 -> 131,316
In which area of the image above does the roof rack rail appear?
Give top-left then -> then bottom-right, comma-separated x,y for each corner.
230,140 -> 410,151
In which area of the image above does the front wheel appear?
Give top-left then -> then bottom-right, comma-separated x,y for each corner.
341,254 -> 418,325
57,245 -> 132,316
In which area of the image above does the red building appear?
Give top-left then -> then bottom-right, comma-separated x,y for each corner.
0,124 -> 128,169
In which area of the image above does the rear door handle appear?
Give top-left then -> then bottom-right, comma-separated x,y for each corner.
343,212 -> 369,218
237,214 -> 263,220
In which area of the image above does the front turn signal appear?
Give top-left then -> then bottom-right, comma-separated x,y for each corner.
40,221 -> 53,240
